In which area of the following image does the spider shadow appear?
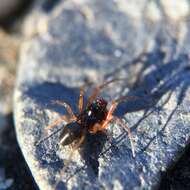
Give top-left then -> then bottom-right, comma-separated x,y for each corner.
24,82 -> 82,184
24,32 -> 190,184
104,35 -> 190,155
23,81 -> 80,115
41,0 -> 62,13
80,132 -> 107,178
24,82 -> 109,184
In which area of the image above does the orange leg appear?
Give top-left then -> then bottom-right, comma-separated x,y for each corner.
102,101 -> 118,129
114,117 -> 135,158
89,123 -> 102,134
78,86 -> 85,112
46,115 -> 70,130
88,101 -> 135,157
51,100 -> 76,120
34,115 -> 70,146
35,114 -> 70,146
89,101 -> 118,133
87,78 -> 124,107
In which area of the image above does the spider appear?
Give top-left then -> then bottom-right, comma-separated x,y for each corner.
36,78 -> 138,189
37,78 -> 136,158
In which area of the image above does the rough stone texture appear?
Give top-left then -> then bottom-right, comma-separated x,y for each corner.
14,0 -> 190,190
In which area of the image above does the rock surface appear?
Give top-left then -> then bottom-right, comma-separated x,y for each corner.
14,0 -> 190,190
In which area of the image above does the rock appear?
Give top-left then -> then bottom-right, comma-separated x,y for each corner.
160,0 -> 189,21
14,0 -> 190,190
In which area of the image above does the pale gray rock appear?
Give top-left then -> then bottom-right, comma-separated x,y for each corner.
14,0 -> 190,190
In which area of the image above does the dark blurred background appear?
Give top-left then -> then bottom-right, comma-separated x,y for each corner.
0,0 -> 36,189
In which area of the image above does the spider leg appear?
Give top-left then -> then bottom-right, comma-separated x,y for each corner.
72,129 -> 86,149
92,96 -> 141,133
88,101 -> 135,157
78,85 -> 85,112
51,100 -> 76,120
54,129 -> 86,189
88,123 -> 102,134
102,100 -> 118,129
114,116 -> 135,158
87,78 -> 123,107
88,101 -> 118,134
62,129 -> 86,168
46,115 -> 70,130
36,126 -> 64,146
35,114 -> 71,146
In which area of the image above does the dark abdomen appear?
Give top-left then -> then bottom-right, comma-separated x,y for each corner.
59,121 -> 83,146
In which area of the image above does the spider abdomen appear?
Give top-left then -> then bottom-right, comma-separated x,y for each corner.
59,121 -> 82,146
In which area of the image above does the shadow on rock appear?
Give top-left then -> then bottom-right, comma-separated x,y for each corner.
24,33 -> 190,185
106,33 -> 190,154
23,81 -> 81,114
80,132 -> 107,177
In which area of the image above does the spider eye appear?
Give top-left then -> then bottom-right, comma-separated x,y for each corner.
94,103 -> 99,109
97,98 -> 107,107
